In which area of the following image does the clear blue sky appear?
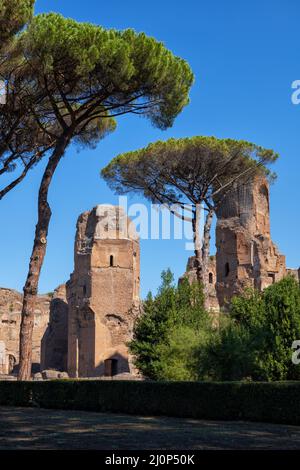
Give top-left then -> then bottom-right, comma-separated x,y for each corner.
0,0 -> 299,298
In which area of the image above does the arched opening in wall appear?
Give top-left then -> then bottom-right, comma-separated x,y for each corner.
209,272 -> 214,284
259,184 -> 269,213
225,262 -> 230,277
104,358 -> 118,377
8,354 -> 16,374
83,284 -> 87,296
110,255 -> 114,267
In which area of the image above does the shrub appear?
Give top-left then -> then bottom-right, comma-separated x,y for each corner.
155,325 -> 210,381
203,276 -> 300,381
200,317 -> 268,381
131,272 -> 300,382
0,380 -> 300,425
129,270 -> 212,380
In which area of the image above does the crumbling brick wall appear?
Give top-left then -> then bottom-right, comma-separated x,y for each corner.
0,288 -> 50,374
67,205 -> 140,378
181,176 -> 292,310
215,176 -> 286,307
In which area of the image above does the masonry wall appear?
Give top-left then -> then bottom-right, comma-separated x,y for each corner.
67,205 -> 140,378
0,288 -> 50,375
180,255 -> 219,312
41,285 -> 68,372
181,176 -> 293,310
215,176 -> 286,307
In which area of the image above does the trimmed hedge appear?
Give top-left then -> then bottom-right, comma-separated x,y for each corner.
0,380 -> 299,425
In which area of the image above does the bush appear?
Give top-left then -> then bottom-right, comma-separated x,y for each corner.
155,325 -> 210,381
202,276 -> 300,381
199,318 -> 264,381
0,380 -> 300,425
129,270 -> 212,380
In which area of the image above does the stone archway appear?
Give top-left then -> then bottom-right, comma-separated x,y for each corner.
8,354 -> 16,374
0,341 -> 6,374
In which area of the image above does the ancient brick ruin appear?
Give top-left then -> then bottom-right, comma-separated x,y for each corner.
0,178 -> 298,377
66,205 -> 140,378
182,176 -> 299,310
0,205 -> 140,378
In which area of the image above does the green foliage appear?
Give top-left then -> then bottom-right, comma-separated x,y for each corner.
21,13 -> 194,130
101,136 -> 278,206
130,270 -> 212,380
2,11 -> 193,199
1,380 -> 300,425
230,288 -> 266,327
0,0 -> 34,46
200,317 -> 266,381
259,276 -> 300,380
1,10 -> 193,193
156,325 -> 211,381
132,273 -> 300,383
202,276 -> 300,381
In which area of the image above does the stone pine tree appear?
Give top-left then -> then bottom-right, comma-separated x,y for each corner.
102,137 -> 278,309
0,0 -> 34,49
0,0 -> 52,198
0,0 -> 57,200
0,62 -> 56,200
15,13 -> 194,380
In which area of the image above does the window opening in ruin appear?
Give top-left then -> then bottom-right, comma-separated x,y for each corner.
8,354 -> 16,374
209,272 -> 213,284
104,358 -> 118,377
268,272 -> 276,284
83,285 -> 87,296
259,185 -> 270,213
225,262 -> 230,277
110,255 -> 114,267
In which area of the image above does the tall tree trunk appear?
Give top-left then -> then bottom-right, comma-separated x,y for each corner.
192,203 -> 203,284
202,208 -> 214,311
18,136 -> 69,380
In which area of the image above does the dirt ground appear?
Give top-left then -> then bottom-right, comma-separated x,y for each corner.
0,406 -> 299,450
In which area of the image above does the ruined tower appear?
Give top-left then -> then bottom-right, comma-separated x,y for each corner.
215,175 -> 286,306
181,175 -> 290,310
41,285 -> 68,372
67,205 -> 140,378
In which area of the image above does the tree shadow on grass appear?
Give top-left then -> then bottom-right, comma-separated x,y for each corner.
0,407 -> 300,450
